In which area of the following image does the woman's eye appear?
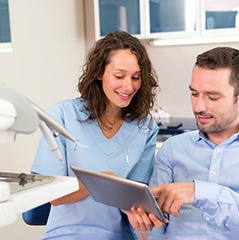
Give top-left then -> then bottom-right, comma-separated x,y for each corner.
115,75 -> 123,79
132,76 -> 141,80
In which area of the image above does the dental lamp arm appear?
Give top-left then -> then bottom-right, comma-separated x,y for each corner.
39,120 -> 63,161
0,83 -> 87,158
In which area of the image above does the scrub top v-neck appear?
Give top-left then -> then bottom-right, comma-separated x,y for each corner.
31,98 -> 159,240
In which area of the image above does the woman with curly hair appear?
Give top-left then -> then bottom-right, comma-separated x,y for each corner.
31,31 -> 159,240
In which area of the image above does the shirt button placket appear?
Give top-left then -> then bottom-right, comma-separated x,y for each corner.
208,147 -> 222,182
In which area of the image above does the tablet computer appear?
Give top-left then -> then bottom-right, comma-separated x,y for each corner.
71,166 -> 165,223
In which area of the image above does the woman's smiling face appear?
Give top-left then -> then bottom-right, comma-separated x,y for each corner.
98,49 -> 142,111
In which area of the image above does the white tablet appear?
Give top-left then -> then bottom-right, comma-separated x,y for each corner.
71,166 -> 165,223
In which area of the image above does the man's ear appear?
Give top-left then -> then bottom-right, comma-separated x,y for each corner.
236,94 -> 239,105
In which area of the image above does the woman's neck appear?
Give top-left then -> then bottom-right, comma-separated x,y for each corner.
99,107 -> 124,138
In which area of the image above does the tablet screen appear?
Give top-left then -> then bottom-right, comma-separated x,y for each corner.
71,166 -> 165,223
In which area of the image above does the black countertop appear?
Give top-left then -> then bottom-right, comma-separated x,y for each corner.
157,117 -> 198,141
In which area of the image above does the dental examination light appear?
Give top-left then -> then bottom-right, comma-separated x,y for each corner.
0,83 -> 87,149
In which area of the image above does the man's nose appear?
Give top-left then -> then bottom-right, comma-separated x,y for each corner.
192,97 -> 207,113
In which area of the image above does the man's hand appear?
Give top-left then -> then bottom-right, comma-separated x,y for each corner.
151,182 -> 195,217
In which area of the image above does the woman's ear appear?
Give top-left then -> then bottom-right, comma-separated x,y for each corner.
97,75 -> 102,81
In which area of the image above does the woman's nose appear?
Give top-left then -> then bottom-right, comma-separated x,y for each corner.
122,78 -> 133,91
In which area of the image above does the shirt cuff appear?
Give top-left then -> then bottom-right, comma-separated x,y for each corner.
193,180 -> 218,214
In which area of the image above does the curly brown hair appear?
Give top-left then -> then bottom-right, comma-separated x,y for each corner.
77,31 -> 159,124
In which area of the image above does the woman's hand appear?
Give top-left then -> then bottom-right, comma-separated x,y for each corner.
122,207 -> 166,232
101,171 -> 119,177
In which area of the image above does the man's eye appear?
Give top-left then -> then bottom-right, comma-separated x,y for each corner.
191,92 -> 198,97
208,96 -> 219,101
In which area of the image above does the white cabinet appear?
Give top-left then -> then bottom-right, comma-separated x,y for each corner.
84,0 -> 239,48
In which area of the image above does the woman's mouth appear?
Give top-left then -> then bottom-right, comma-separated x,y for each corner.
117,91 -> 131,100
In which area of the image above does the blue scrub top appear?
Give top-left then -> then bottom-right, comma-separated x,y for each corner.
31,98 -> 158,240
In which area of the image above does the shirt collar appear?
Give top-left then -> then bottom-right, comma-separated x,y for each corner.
191,130 -> 204,143
193,129 -> 239,145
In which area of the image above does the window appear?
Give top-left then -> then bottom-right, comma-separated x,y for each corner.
98,0 -> 141,36
149,0 -> 197,34
90,0 -> 239,46
150,0 -> 239,46
0,0 -> 12,52
204,0 -> 239,30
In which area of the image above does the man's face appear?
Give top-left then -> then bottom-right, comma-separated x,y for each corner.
190,66 -> 239,135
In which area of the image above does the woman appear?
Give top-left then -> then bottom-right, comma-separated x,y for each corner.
31,31 -> 159,239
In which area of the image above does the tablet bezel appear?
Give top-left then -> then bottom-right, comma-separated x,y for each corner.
70,166 -> 165,223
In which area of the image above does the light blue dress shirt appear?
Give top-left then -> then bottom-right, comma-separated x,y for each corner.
31,98 -> 158,240
148,130 -> 239,240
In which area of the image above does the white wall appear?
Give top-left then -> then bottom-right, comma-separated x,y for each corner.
0,0 -> 85,239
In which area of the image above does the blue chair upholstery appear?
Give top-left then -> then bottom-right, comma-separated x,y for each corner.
22,202 -> 51,225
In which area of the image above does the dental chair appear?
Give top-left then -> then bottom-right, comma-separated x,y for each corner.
22,202 -> 51,225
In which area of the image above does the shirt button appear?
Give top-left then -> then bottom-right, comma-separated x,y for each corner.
200,206 -> 204,210
205,217 -> 210,221
225,223 -> 229,227
217,148 -> 220,152
211,171 -> 216,175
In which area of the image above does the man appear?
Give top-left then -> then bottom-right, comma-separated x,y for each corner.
126,47 -> 239,239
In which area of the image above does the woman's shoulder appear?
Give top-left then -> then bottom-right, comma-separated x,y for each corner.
53,97 -> 84,107
50,98 -> 85,111
143,114 -> 158,129
49,98 -> 87,117
129,114 -> 158,135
